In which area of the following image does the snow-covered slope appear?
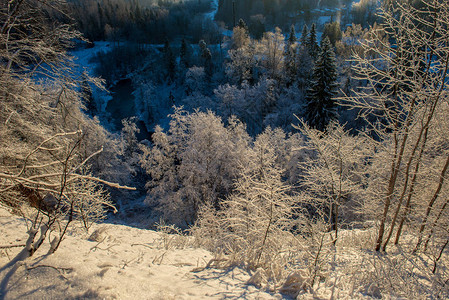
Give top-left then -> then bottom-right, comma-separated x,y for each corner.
204,0 -> 219,21
0,207 -> 278,299
70,41 -> 114,114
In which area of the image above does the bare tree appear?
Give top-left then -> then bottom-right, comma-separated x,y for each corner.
0,0 -> 134,263
294,120 -> 371,245
341,0 -> 449,252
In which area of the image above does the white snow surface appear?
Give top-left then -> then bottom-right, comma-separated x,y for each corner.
0,207 -> 279,299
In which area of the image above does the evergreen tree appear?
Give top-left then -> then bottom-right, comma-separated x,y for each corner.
287,24 -> 296,45
284,25 -> 297,86
305,37 -> 338,131
180,38 -> 190,69
237,18 -> 248,31
296,23 -> 312,90
163,38 -> 176,82
199,40 -> 213,80
307,23 -> 319,60
322,22 -> 342,46
296,46 -> 313,91
300,24 -> 309,47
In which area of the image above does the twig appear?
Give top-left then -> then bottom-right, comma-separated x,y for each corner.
120,256 -> 138,269
89,236 -> 106,252
131,243 -> 154,249
90,243 -> 119,253
0,244 -> 25,249
152,251 -> 167,265
191,257 -> 228,272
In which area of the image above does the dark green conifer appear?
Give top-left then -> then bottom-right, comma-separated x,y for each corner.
305,37 -> 338,131
199,40 -> 213,80
237,18 -> 248,31
284,25 -> 297,86
180,38 -> 190,69
163,38 -> 176,82
307,23 -> 319,60
323,22 -> 342,46
300,24 -> 309,47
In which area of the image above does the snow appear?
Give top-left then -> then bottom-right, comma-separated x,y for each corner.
317,16 -> 332,25
0,207 -> 278,299
70,41 -> 114,114
70,41 -> 113,71
204,0 -> 219,21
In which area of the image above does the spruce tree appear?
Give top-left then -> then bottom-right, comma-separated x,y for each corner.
305,37 -> 338,131
180,38 -> 190,69
199,40 -> 213,80
237,18 -> 248,31
300,24 -> 309,48
307,23 -> 319,60
323,22 -> 342,46
163,38 -> 176,82
287,24 -> 296,45
284,25 -> 297,86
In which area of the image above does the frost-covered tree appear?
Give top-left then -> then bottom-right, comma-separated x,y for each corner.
305,37 -> 338,131
342,0 -> 449,253
294,120 -> 371,242
226,44 -> 257,85
185,66 -> 206,95
214,83 -> 241,119
231,21 -> 251,50
193,128 -> 298,276
215,78 -> 279,136
0,0 -> 133,261
226,24 -> 256,85
132,76 -> 158,127
256,27 -> 285,82
139,108 -> 251,226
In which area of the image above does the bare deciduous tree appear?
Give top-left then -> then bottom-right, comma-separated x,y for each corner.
0,0 -> 134,263
341,0 -> 449,252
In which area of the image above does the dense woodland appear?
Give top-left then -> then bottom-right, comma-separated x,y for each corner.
1,0 -> 449,298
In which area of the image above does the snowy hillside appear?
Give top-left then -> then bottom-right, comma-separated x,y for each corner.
0,207 -> 277,299
2,206 -> 446,299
